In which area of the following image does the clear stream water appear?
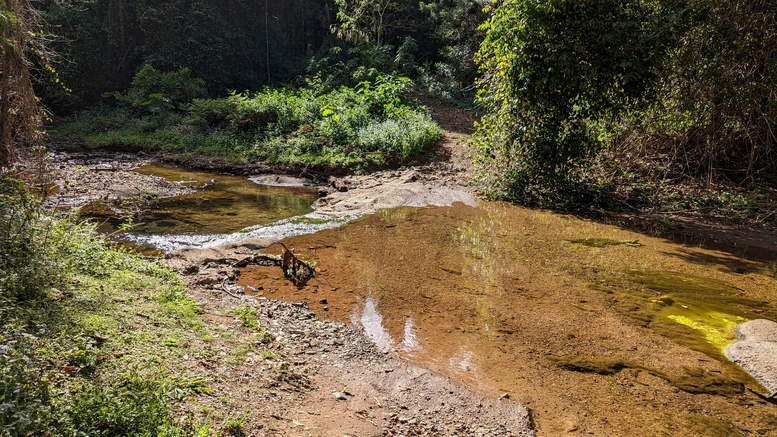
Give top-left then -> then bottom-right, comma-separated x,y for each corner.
83,164 -> 349,251
237,204 -> 777,435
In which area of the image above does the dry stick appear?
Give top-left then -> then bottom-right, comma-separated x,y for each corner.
221,277 -> 243,299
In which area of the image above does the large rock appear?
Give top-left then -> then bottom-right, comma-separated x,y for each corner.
725,319 -> 777,396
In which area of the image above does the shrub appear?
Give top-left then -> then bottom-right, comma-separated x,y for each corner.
630,0 -> 777,181
112,64 -> 207,115
0,179 -> 63,300
356,110 -> 441,161
54,70 -> 440,170
472,0 -> 675,204
69,375 -> 179,436
0,344 -> 53,436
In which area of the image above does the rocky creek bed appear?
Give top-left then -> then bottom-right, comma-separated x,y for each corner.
32,148 -> 777,436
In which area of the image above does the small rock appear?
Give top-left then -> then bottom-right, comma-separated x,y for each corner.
499,393 -> 510,400
319,298 -> 328,304
183,264 -> 199,275
333,391 -> 349,401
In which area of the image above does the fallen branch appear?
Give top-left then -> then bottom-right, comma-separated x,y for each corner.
230,243 -> 316,288
221,277 -> 243,298
278,242 -> 316,288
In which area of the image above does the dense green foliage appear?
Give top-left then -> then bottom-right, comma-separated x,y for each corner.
1,178 -> 207,434
472,0 -> 676,204
473,0 -> 777,204
417,0 -> 486,104
52,66 -> 441,170
329,0 -> 485,104
634,0 -> 777,181
39,0 -> 485,113
112,65 -> 207,115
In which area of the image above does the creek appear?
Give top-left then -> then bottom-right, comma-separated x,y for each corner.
85,165 -> 777,435
237,203 -> 777,436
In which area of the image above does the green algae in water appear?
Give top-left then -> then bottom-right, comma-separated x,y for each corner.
289,216 -> 336,226
631,270 -> 737,296
629,269 -> 769,311
621,270 -> 776,361
569,238 -> 642,248
687,414 -> 744,437
555,356 -> 745,396
665,310 -> 746,352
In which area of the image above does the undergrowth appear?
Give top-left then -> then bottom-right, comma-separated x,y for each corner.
0,178 -> 209,435
51,66 -> 442,172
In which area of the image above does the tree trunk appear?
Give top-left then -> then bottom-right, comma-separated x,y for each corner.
0,0 -> 42,170
0,24 -> 16,168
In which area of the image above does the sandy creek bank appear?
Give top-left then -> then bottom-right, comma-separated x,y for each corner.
37,147 -> 777,436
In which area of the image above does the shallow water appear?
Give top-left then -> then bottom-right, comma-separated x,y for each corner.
238,202 -> 777,436
130,164 -> 318,234
83,164 -> 321,250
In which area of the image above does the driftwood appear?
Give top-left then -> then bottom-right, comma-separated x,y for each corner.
278,243 -> 316,287
231,243 -> 315,288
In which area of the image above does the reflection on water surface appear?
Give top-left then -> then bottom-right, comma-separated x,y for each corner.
239,202 -> 777,436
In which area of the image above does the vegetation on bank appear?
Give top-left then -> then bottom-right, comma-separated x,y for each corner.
51,65 -> 442,171
472,0 -> 777,207
0,178 -> 265,435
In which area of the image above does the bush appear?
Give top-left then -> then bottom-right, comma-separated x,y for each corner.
0,179 -> 63,300
472,0 -> 676,204
54,69 -> 440,170
473,0 -> 777,206
629,0 -> 777,181
112,64 -> 207,115
357,110 -> 441,161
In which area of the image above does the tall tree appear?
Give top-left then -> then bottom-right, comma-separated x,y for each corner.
0,0 -> 43,168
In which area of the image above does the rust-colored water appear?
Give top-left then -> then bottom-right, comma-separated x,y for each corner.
239,203 -> 777,436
